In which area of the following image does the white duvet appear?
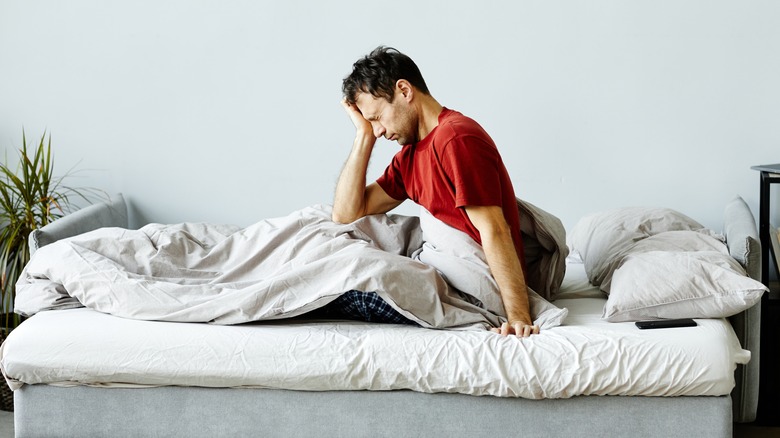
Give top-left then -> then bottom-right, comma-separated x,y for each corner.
13,205 -> 565,330
0,262 -> 750,398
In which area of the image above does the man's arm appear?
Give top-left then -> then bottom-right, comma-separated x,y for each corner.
333,100 -> 401,224
464,205 -> 539,338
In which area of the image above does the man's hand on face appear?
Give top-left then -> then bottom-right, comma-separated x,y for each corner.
341,99 -> 374,140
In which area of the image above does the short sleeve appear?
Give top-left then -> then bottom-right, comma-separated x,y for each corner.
376,152 -> 409,201
439,135 -> 504,208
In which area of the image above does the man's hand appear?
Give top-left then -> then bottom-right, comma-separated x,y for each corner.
341,98 -> 374,139
490,321 -> 540,337
333,99 -> 402,224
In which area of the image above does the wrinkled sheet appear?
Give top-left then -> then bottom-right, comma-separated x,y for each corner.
0,262 -> 750,398
15,205 -> 565,330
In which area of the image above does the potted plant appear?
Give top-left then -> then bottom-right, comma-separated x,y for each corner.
0,131 -> 96,410
0,131 -> 97,330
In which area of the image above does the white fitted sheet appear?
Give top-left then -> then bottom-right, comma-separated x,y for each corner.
0,263 -> 750,399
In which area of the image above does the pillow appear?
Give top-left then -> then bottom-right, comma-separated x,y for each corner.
598,230 -> 728,294
567,207 -> 706,286
602,250 -> 767,322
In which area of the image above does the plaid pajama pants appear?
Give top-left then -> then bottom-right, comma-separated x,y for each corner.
317,290 -> 417,325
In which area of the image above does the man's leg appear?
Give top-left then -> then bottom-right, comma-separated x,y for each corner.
317,290 -> 417,325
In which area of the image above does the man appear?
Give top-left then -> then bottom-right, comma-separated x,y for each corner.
332,46 -> 538,338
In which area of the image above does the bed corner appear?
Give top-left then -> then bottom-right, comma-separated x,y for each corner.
724,195 -> 762,423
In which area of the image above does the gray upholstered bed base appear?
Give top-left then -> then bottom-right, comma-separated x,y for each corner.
14,385 -> 733,438
14,194 -> 761,437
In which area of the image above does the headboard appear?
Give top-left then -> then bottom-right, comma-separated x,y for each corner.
724,195 -> 762,423
28,193 -> 128,257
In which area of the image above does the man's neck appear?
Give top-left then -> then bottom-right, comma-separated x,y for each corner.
416,96 -> 444,141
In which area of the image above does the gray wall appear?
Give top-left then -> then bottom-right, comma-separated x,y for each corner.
1,1 -> 779,231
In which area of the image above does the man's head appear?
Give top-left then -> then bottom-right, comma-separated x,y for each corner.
343,46 -> 433,145
342,46 -> 430,105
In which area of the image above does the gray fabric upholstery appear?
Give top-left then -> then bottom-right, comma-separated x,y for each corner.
14,385 -> 733,438
724,195 -> 762,423
724,196 -> 762,281
28,193 -> 128,257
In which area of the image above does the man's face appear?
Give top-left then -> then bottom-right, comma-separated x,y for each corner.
355,90 -> 418,146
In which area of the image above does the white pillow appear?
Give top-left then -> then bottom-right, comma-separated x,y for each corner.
599,230 -> 728,294
602,250 -> 767,322
567,207 -> 706,287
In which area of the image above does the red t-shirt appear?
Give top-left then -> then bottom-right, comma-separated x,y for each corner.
376,108 -> 525,268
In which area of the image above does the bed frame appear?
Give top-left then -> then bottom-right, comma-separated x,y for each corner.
13,194 -> 761,437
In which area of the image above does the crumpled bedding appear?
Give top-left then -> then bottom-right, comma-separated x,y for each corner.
516,198 -> 569,300
15,204 -> 567,330
0,267 -> 750,397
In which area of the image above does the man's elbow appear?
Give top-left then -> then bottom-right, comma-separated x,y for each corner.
465,205 -> 511,238
332,212 -> 352,224
332,209 -> 362,224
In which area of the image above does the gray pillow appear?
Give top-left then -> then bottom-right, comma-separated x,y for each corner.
567,207 -> 706,287
602,250 -> 766,322
599,230 -> 728,294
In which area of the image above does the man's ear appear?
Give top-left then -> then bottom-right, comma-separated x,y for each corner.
395,79 -> 414,102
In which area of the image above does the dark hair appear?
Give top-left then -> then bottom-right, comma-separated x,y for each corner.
342,46 -> 430,104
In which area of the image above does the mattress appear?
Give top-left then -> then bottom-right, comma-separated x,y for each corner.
0,262 -> 750,399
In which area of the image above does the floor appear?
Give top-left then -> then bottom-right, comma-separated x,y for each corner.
0,411 -> 776,437
0,410 -> 12,437
734,423 -> 780,438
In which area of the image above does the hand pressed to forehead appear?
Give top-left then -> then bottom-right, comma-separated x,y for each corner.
341,98 -> 374,138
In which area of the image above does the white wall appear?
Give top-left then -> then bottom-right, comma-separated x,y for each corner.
1,1 -> 779,231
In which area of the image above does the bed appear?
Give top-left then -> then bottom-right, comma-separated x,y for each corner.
0,194 -> 765,437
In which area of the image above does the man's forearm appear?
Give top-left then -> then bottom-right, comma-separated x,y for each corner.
332,135 -> 375,223
464,205 -> 533,328
480,224 -> 532,326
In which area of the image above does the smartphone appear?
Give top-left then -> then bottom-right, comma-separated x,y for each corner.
635,318 -> 697,329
